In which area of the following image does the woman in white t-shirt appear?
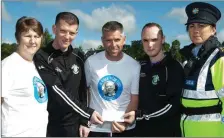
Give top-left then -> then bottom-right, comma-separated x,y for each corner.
1,16 -> 48,137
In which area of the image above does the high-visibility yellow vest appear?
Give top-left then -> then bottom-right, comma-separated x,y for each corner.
181,48 -> 224,137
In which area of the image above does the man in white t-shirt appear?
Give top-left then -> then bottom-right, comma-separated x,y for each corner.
84,21 -> 140,137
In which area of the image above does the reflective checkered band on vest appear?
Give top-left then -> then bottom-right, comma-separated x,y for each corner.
217,88 -> 224,99
197,48 -> 219,91
181,113 -> 221,121
183,89 -> 218,99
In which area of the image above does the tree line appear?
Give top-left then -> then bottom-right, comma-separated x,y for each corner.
2,28 -> 224,61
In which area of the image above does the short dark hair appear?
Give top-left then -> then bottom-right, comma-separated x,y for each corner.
15,16 -> 43,43
55,12 -> 79,26
141,22 -> 164,37
102,21 -> 124,35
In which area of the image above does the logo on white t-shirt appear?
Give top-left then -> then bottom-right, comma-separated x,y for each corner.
33,76 -> 48,103
98,75 -> 123,101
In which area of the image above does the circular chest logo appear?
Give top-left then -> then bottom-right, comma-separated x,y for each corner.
33,76 -> 48,103
98,75 -> 123,101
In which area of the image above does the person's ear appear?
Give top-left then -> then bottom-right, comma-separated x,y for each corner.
101,36 -> 105,48
123,35 -> 126,44
162,35 -> 165,44
52,25 -> 56,35
212,27 -> 216,35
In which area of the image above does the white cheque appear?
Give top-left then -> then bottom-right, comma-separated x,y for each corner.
102,110 -> 125,122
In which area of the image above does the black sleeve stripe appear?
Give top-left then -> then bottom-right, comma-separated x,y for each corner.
52,85 -> 90,119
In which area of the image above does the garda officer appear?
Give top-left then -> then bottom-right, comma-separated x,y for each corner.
179,2 -> 224,137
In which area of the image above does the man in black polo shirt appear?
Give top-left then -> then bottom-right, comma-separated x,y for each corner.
123,22 -> 184,137
34,12 -> 103,137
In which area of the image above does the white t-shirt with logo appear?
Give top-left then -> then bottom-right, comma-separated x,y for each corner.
85,51 -> 140,132
1,52 -> 48,137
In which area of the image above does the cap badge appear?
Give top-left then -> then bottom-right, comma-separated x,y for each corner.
192,8 -> 199,14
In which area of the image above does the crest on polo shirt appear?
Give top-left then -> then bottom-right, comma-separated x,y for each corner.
71,64 -> 79,74
152,75 -> 160,85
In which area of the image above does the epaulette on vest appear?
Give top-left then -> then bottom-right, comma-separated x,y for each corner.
219,47 -> 224,52
217,47 -> 224,57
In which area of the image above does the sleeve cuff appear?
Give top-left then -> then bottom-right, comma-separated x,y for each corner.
79,118 -> 90,128
135,110 -> 144,121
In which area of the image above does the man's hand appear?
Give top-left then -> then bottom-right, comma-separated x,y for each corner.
112,122 -> 127,133
79,125 -> 90,137
123,111 -> 135,125
90,111 -> 104,125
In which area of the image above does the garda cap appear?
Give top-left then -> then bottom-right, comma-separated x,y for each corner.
185,2 -> 221,25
